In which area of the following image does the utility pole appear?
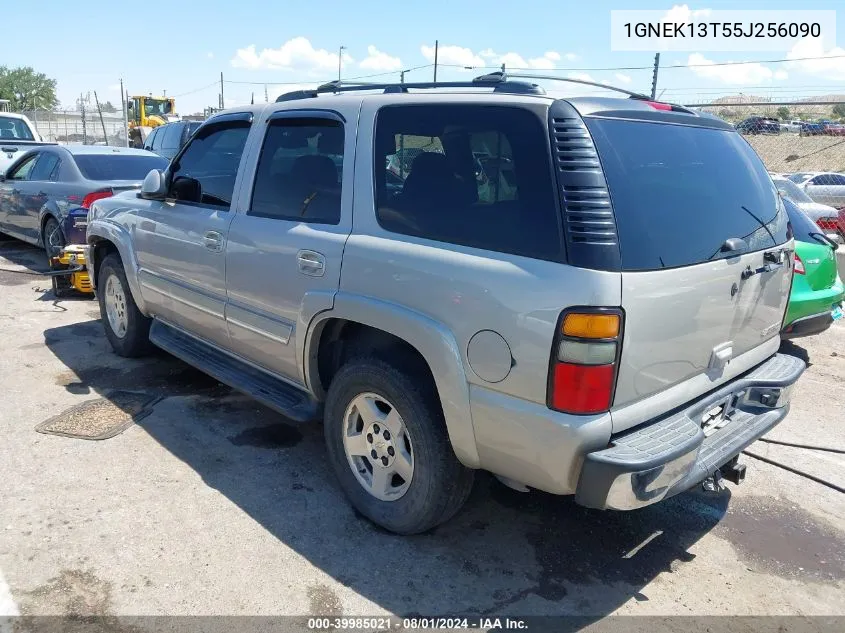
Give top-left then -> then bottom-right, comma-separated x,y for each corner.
220,72 -> 224,109
433,40 -> 439,82
264,84 -> 269,102
651,53 -> 660,100
93,91 -> 108,145
80,93 -> 87,145
120,78 -> 129,147
337,45 -> 346,83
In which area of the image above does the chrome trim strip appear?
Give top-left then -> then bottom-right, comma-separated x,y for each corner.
227,316 -> 290,345
140,279 -> 223,319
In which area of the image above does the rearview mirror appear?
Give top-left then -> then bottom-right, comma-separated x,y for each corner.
140,169 -> 167,200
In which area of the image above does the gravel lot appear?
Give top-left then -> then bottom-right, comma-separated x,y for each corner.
0,239 -> 843,626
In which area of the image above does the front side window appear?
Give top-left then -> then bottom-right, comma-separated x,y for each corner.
811,174 -> 845,186
374,104 -> 561,260
7,154 -> 38,180
0,116 -> 35,141
249,118 -> 344,224
169,122 -> 250,208
160,124 -> 183,152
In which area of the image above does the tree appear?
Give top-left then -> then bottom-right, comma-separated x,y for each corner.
777,106 -> 790,120
832,103 -> 845,119
100,100 -> 117,113
0,66 -> 59,110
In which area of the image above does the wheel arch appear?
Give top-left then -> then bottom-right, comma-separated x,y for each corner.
86,223 -> 148,314
304,292 -> 480,468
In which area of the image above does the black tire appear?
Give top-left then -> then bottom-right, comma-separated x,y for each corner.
97,253 -> 152,357
42,216 -> 65,259
324,357 -> 474,535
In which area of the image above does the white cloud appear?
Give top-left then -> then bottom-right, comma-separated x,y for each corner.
231,37 -> 353,72
421,44 -> 485,69
662,4 -> 712,24
479,48 -> 497,59
615,73 -> 632,84
359,45 -> 402,72
544,51 -> 561,62
687,52 -> 777,84
206,52 -> 214,60
786,37 -> 845,80
774,69 -> 789,81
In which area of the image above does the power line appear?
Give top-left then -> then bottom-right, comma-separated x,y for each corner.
172,81 -> 219,97
223,64 -> 435,86
439,53 -> 845,73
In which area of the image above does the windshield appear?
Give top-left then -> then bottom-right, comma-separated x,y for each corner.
773,177 -> 814,203
74,154 -> 168,181
144,99 -> 173,117
587,118 -> 788,271
0,116 -> 35,141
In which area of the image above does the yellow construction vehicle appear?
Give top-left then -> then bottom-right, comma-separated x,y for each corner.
126,95 -> 179,148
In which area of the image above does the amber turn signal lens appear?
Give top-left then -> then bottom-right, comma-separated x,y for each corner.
562,313 -> 620,339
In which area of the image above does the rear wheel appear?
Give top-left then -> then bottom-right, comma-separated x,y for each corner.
97,253 -> 152,357
323,357 -> 474,534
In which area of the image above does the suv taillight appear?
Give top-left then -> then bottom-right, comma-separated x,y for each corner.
794,253 -> 806,275
547,309 -> 623,415
82,189 -> 113,209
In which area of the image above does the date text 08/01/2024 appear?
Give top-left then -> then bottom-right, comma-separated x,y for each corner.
623,21 -> 821,39
306,617 -> 529,630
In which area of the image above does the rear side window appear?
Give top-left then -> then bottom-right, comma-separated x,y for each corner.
587,119 -> 788,271
0,116 -> 35,140
811,174 -> 845,186
160,124 -> 183,153
30,153 -> 61,181
374,105 -> 561,260
74,154 -> 168,181
250,118 -> 344,224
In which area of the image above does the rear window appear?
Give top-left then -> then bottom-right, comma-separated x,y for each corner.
0,116 -> 35,141
73,154 -> 168,181
586,118 -> 788,271
374,104 -> 561,261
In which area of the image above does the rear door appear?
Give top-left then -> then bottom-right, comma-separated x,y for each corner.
224,108 -> 355,383
804,174 -> 845,210
585,116 -> 792,429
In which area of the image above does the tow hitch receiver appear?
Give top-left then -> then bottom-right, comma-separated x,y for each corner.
719,457 -> 747,485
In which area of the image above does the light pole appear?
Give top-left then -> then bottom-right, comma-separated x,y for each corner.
337,45 -> 346,83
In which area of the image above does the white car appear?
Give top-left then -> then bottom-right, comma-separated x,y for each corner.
771,174 -> 843,243
779,120 -> 803,133
785,172 -> 845,211
0,112 -> 51,175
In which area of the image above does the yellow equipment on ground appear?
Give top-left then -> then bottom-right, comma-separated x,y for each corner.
126,95 -> 179,148
50,245 -> 93,297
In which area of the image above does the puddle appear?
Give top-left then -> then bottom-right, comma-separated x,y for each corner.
229,424 -> 303,448
715,495 -> 845,582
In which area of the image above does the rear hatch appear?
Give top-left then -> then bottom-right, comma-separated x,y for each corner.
582,112 -> 792,431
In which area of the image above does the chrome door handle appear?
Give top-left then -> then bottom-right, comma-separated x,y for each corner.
297,250 -> 326,276
203,230 -> 223,252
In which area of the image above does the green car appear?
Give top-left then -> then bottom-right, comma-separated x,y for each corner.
781,197 -> 845,338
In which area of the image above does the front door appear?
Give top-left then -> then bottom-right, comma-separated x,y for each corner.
133,113 -> 253,348
0,153 -> 39,241
224,108 -> 356,384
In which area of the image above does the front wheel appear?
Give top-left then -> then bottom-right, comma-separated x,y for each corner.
97,253 -> 152,357
323,357 -> 474,535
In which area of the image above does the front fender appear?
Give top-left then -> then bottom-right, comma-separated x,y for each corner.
86,219 -> 148,314
303,292 -> 480,468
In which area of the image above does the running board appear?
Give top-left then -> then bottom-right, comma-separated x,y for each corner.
149,320 -> 318,423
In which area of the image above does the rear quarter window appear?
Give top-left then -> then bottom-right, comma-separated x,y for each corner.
586,118 -> 788,270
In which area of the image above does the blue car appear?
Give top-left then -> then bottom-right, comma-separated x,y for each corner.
0,145 -> 167,256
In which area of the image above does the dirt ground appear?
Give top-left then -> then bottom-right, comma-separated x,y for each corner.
0,239 -> 843,628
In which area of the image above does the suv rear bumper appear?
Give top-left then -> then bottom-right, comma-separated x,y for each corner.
575,353 -> 805,511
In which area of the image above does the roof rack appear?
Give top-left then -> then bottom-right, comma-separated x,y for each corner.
276,75 -> 546,102
275,71 -> 650,102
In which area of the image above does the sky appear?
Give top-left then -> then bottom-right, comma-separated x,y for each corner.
4,0 -> 845,114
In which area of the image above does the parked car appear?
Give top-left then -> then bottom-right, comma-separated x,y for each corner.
0,112 -> 54,175
789,172 -> 845,212
822,122 -> 845,136
799,122 -> 826,136
142,121 -> 203,161
85,80 -> 805,534
0,146 -> 167,256
779,120 -> 803,133
781,197 -> 844,338
771,174 -> 843,243
735,116 -> 780,135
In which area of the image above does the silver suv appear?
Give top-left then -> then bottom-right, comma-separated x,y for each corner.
85,74 -> 805,534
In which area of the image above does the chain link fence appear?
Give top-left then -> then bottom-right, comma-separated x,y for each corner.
20,108 -> 128,146
683,99 -> 845,174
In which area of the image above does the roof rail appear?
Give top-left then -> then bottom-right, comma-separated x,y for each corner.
487,72 -> 651,100
275,75 -> 545,102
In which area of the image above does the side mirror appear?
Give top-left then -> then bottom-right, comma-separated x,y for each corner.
140,169 -> 167,200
